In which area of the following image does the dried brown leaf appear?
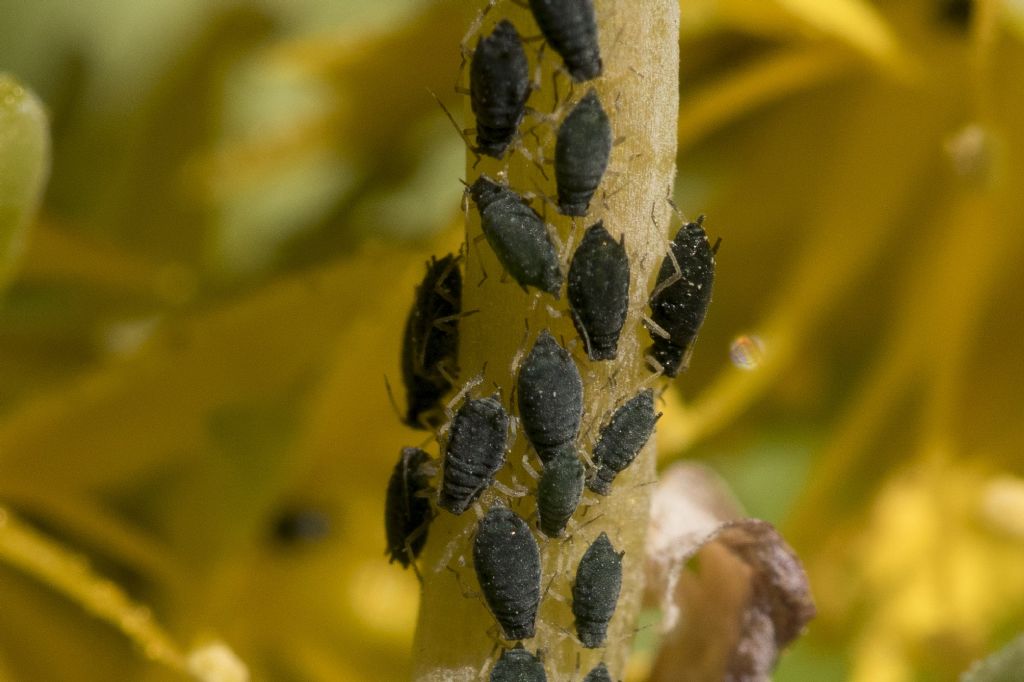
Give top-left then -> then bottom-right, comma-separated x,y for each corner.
646,463 -> 815,682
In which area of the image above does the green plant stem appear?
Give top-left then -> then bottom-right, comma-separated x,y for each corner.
412,1 -> 678,679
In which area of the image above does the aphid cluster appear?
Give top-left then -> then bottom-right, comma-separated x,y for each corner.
380,0 -> 719,676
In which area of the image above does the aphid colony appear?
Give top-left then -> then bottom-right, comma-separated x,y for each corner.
383,0 -> 718,677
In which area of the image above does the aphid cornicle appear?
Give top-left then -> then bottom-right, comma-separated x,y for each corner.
385,447 -> 434,567
587,389 -> 658,496
572,532 -> 623,648
537,450 -> 584,537
439,396 -> 510,515
470,20 -> 530,159
473,507 -> 542,641
517,330 -> 584,465
470,177 -> 563,296
490,644 -> 547,682
528,0 -> 602,82
583,662 -> 613,682
647,216 -> 716,377
401,253 -> 461,429
555,89 -> 612,217
567,221 -> 629,360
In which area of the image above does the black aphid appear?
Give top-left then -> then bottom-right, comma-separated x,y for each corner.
537,451 -> 584,537
647,216 -> 716,377
528,0 -> 602,82
471,20 -> 531,159
385,447 -> 434,567
517,330 -> 583,465
490,644 -> 547,682
587,389 -> 658,496
439,397 -> 510,515
401,254 -> 461,429
567,222 -> 629,360
583,662 -> 613,682
470,177 -> 563,296
572,532 -> 623,648
555,90 -> 612,217
473,507 -> 542,640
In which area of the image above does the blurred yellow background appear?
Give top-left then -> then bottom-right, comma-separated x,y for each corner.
1,0 -> 1023,680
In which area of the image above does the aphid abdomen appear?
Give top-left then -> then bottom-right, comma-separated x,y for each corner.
517,330 -> 584,465
537,451 -> 584,537
471,20 -> 531,158
528,0 -> 602,82
473,507 -> 542,640
648,217 -> 716,377
385,447 -> 434,567
572,532 -> 623,648
587,389 -> 657,495
470,177 -> 563,296
567,222 -> 629,360
440,397 -> 510,515
490,644 -> 548,682
583,662 -> 612,682
555,90 -> 612,216
401,254 -> 461,428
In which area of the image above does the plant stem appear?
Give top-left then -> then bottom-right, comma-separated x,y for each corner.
412,1 -> 678,679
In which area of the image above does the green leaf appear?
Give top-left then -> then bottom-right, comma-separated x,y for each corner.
0,74 -> 49,292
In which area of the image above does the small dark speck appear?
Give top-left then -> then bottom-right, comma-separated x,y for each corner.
938,0 -> 973,29
272,508 -> 331,546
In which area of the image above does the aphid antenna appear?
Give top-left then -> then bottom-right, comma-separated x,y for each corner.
415,429 -> 436,450
427,87 -> 480,161
440,370 -> 486,426
459,0 -> 498,62
664,193 -> 688,224
382,375 -> 406,424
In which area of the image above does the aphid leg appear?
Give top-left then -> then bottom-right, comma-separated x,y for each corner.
469,232 -> 490,286
432,309 -> 478,340
445,564 -> 481,600
479,641 -> 506,681
648,244 -> 683,299
492,479 -> 528,499
638,313 -> 671,339
570,652 -> 583,682
530,43 -> 546,94
520,452 -> 541,481
644,353 -> 667,378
